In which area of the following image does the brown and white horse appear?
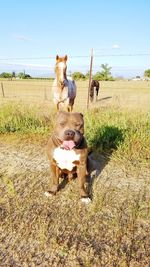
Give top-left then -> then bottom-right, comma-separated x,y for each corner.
90,80 -> 100,102
53,55 -> 76,112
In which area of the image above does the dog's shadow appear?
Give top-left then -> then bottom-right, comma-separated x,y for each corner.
58,176 -> 69,191
87,125 -> 124,199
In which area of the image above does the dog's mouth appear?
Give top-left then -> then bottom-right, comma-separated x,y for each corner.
54,129 -> 83,150
61,140 -> 76,150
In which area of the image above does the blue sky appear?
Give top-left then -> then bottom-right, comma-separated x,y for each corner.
0,0 -> 150,77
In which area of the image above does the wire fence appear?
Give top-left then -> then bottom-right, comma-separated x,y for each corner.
0,80 -> 89,100
0,52 -> 150,78
1,53 -> 150,60
0,79 -> 150,112
0,53 -> 150,109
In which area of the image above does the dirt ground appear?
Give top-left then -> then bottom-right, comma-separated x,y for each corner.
0,135 -> 149,266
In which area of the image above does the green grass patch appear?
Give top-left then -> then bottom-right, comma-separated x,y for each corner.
0,103 -> 54,134
85,108 -> 150,166
0,103 -> 149,166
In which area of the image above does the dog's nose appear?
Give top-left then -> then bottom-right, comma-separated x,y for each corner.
64,130 -> 75,139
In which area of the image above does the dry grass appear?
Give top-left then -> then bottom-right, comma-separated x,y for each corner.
0,81 -> 150,266
0,134 -> 149,266
0,80 -> 150,111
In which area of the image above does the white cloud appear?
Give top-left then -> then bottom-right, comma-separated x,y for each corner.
1,62 -> 53,69
15,63 -> 50,68
112,44 -> 120,49
14,34 -> 32,42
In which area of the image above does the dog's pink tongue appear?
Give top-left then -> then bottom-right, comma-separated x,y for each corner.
62,140 -> 76,150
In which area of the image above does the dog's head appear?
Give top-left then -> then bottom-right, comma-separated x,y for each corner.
53,111 -> 84,149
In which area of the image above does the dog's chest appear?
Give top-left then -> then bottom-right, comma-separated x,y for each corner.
53,147 -> 80,171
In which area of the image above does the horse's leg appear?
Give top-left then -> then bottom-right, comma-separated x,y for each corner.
67,105 -> 73,112
90,87 -> 94,102
95,89 -> 98,101
57,102 -> 59,111
90,95 -> 93,102
68,99 -> 74,112
96,87 -> 99,101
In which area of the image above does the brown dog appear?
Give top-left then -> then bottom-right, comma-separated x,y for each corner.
46,111 -> 90,202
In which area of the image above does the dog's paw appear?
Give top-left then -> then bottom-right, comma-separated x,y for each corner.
81,197 -> 91,204
44,191 -> 54,197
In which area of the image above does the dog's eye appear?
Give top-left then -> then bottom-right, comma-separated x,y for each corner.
75,123 -> 82,127
60,122 -> 65,126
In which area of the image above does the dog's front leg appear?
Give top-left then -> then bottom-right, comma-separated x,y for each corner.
77,163 -> 88,198
49,161 -> 59,194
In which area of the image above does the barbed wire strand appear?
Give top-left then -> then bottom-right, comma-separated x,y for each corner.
0,53 -> 150,61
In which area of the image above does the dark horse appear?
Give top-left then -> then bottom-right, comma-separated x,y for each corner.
90,80 -> 100,102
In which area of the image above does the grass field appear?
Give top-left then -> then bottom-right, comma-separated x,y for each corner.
0,81 -> 150,266
0,80 -> 150,110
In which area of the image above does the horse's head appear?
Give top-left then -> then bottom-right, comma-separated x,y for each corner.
55,55 -> 67,88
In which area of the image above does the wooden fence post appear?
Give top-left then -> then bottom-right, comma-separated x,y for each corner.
87,48 -> 93,109
1,82 -> 5,98
44,87 -> 47,100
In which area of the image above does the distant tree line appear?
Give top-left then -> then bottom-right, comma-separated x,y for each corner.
0,71 -> 32,79
72,66 -> 150,81
144,69 -> 150,78
0,66 -> 150,80
72,63 -> 114,81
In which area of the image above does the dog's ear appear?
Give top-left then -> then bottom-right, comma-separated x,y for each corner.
57,110 -> 66,116
80,113 -> 83,117
57,110 -> 62,116
64,55 -> 68,61
56,55 -> 59,61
